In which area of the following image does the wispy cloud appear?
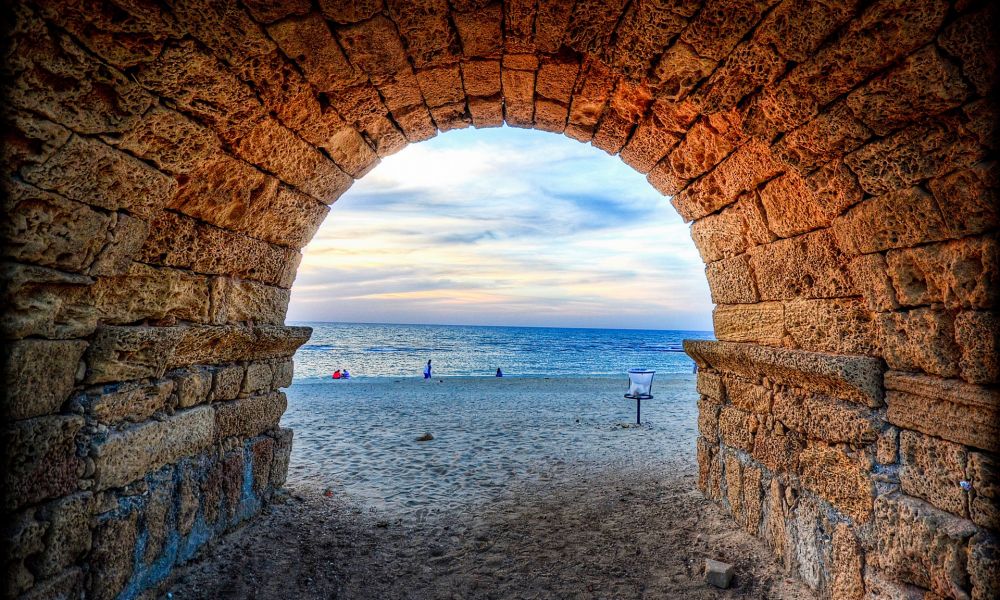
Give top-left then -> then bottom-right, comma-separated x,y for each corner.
288,126 -> 713,330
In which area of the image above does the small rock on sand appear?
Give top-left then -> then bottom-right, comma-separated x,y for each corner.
704,558 -> 734,589
416,433 -> 434,442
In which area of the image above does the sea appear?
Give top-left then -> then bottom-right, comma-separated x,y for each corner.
288,321 -> 714,382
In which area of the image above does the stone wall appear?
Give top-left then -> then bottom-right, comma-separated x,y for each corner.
1,1 -> 996,598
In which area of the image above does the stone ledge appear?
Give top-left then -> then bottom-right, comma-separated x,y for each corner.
684,340 -> 884,407
92,406 -> 214,491
885,371 -> 1000,452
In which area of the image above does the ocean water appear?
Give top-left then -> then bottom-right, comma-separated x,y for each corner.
289,322 -> 713,381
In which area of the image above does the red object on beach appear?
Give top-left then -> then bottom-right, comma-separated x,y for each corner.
332,370 -> 342,379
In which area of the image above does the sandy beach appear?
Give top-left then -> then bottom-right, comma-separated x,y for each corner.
164,376 -> 814,598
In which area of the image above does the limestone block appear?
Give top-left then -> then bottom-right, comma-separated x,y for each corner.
338,11 -> 417,78
231,118 -> 352,204
214,392 -> 287,442
502,0 -> 536,51
743,463 -> 764,535
697,398 -> 720,441
267,13 -> 357,93
873,493 -> 977,599
0,263 -> 96,339
91,262 -> 212,326
696,370 -> 724,402
2,415 -> 85,510
696,436 -> 714,494
469,95 -> 504,128
773,388 -> 879,445
705,254 -> 759,305
384,0 -> 454,68
249,435 -> 275,496
111,105 -> 221,175
429,103 -> 472,132
169,325 -> 311,368
89,507 -> 138,600
392,104 -> 438,143
684,340 -> 884,406
462,60 -> 502,98
35,492 -> 94,579
618,111 -> 682,174
452,2 -> 502,57
2,179 -> 111,273
899,430 -> 968,518
845,116 -> 983,196
415,64 -> 465,108
316,128 -> 379,178
749,229 -> 856,301
877,427 -> 899,466
212,364 -> 245,402
5,12 -> 153,134
678,0 -> 774,61
691,192 -> 774,263
722,375 -> 771,414
243,362 -> 274,396
84,325 -> 186,384
723,451 -> 743,517
878,308 -> 960,379
269,427 -> 294,487
886,371 -> 1000,453
92,406 -> 213,490
803,159 -> 864,217
830,523 -> 865,600
271,359 -> 294,389
176,458 -> 200,535
201,457 -> 224,525
799,442 -> 874,522
2,339 -> 88,420
741,77 -> 818,139
886,235 -> 999,310
646,159 -> 688,196
783,297 -> 879,356
591,110 -> 634,155
142,477 -> 174,564
848,253 -> 899,312
88,379 -> 175,425
167,153 -> 277,231
89,213 -> 150,278
938,3 -> 998,98
718,405 -> 753,452
211,277 -> 291,326
560,0 -> 627,54
969,532 -> 999,600
221,450 -> 245,518
712,302 -> 785,345
927,163 -> 999,239
168,367 -> 213,409
754,0 -> 859,63
167,0 -> 275,65
833,187 -> 952,256
3,507 -> 47,596
605,0 -> 687,79
694,40 -> 784,113
318,0 -> 381,24
501,68 -> 537,128
134,40 -> 266,142
968,451 -> 999,530
955,311 -> 999,384
0,110 -> 71,173
534,0 -> 576,53
22,135 -> 176,220
567,58 -> 615,131
243,0 -> 311,23
672,139 -> 783,222
846,45 -> 969,136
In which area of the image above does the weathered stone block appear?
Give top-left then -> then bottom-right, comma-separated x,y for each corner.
800,443 -> 874,522
672,139 -> 783,222
462,60 -> 502,97
212,364 -> 245,402
270,359 -> 294,390
415,64 -> 464,108
955,311 -> 999,384
773,388 -> 880,445
429,103 -> 471,132
968,451 -> 999,530
468,96 -> 504,128
873,493 -> 977,599
749,229 -> 856,301
267,13 -> 357,93
899,430 -> 969,518
167,0 -> 275,65
722,375 -> 771,414
685,340 -> 884,407
89,213 -> 150,278
2,339 -> 87,420
84,325 -> 186,384
221,450 -> 244,519
214,392 -> 287,442
742,462 -> 764,535
242,362 -> 274,396
723,451 -> 743,518
453,2 -> 502,57
690,192 -> 774,263
533,98 -> 568,133
712,302 -> 784,345
886,235 -> 999,310
317,128 -> 379,178
774,100 -> 869,174
783,297 -> 879,356
249,435 -> 275,496
848,253 -> 899,312
91,262 -> 212,326
696,370 -> 724,402
969,532 -> 999,600
928,162 -> 999,239
92,406 -> 213,490
89,507 -> 138,600
210,277 -> 290,326
384,0 -> 454,68
392,104 -> 437,143
111,105 -> 221,175
833,187 -> 952,256
318,0 -> 381,24
877,426 -> 899,466
878,308 -> 960,379
0,263 -> 96,340
269,427 -> 293,487
169,325 -> 311,368
88,379 -> 175,425
830,523 -> 864,600
33,491 -> 94,579
718,405 -> 753,452
168,366 -> 213,409
142,476 -> 174,564
705,254 -> 759,305
886,371 -> 999,453
697,398 -> 720,441
3,415 -> 85,510
501,68 -> 536,127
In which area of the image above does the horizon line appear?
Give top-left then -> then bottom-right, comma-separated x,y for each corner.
285,319 -> 714,334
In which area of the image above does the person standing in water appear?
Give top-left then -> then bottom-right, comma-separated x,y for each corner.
424,360 -> 432,379
496,367 -> 503,377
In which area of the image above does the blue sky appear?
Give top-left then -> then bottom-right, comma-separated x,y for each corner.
288,126 -> 713,331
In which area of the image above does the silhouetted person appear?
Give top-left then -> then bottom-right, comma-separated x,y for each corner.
496,367 -> 503,377
424,360 -> 432,379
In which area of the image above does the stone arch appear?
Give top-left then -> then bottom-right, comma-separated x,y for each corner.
2,1 -> 997,598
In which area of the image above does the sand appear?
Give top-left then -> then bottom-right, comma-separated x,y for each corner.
164,377 -> 816,599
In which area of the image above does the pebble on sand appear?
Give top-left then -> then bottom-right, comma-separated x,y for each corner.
416,433 -> 434,442
704,559 -> 734,589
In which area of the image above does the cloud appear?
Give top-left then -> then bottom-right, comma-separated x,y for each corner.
289,126 -> 714,331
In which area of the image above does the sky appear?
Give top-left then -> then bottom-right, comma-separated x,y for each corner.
287,126 -> 714,331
